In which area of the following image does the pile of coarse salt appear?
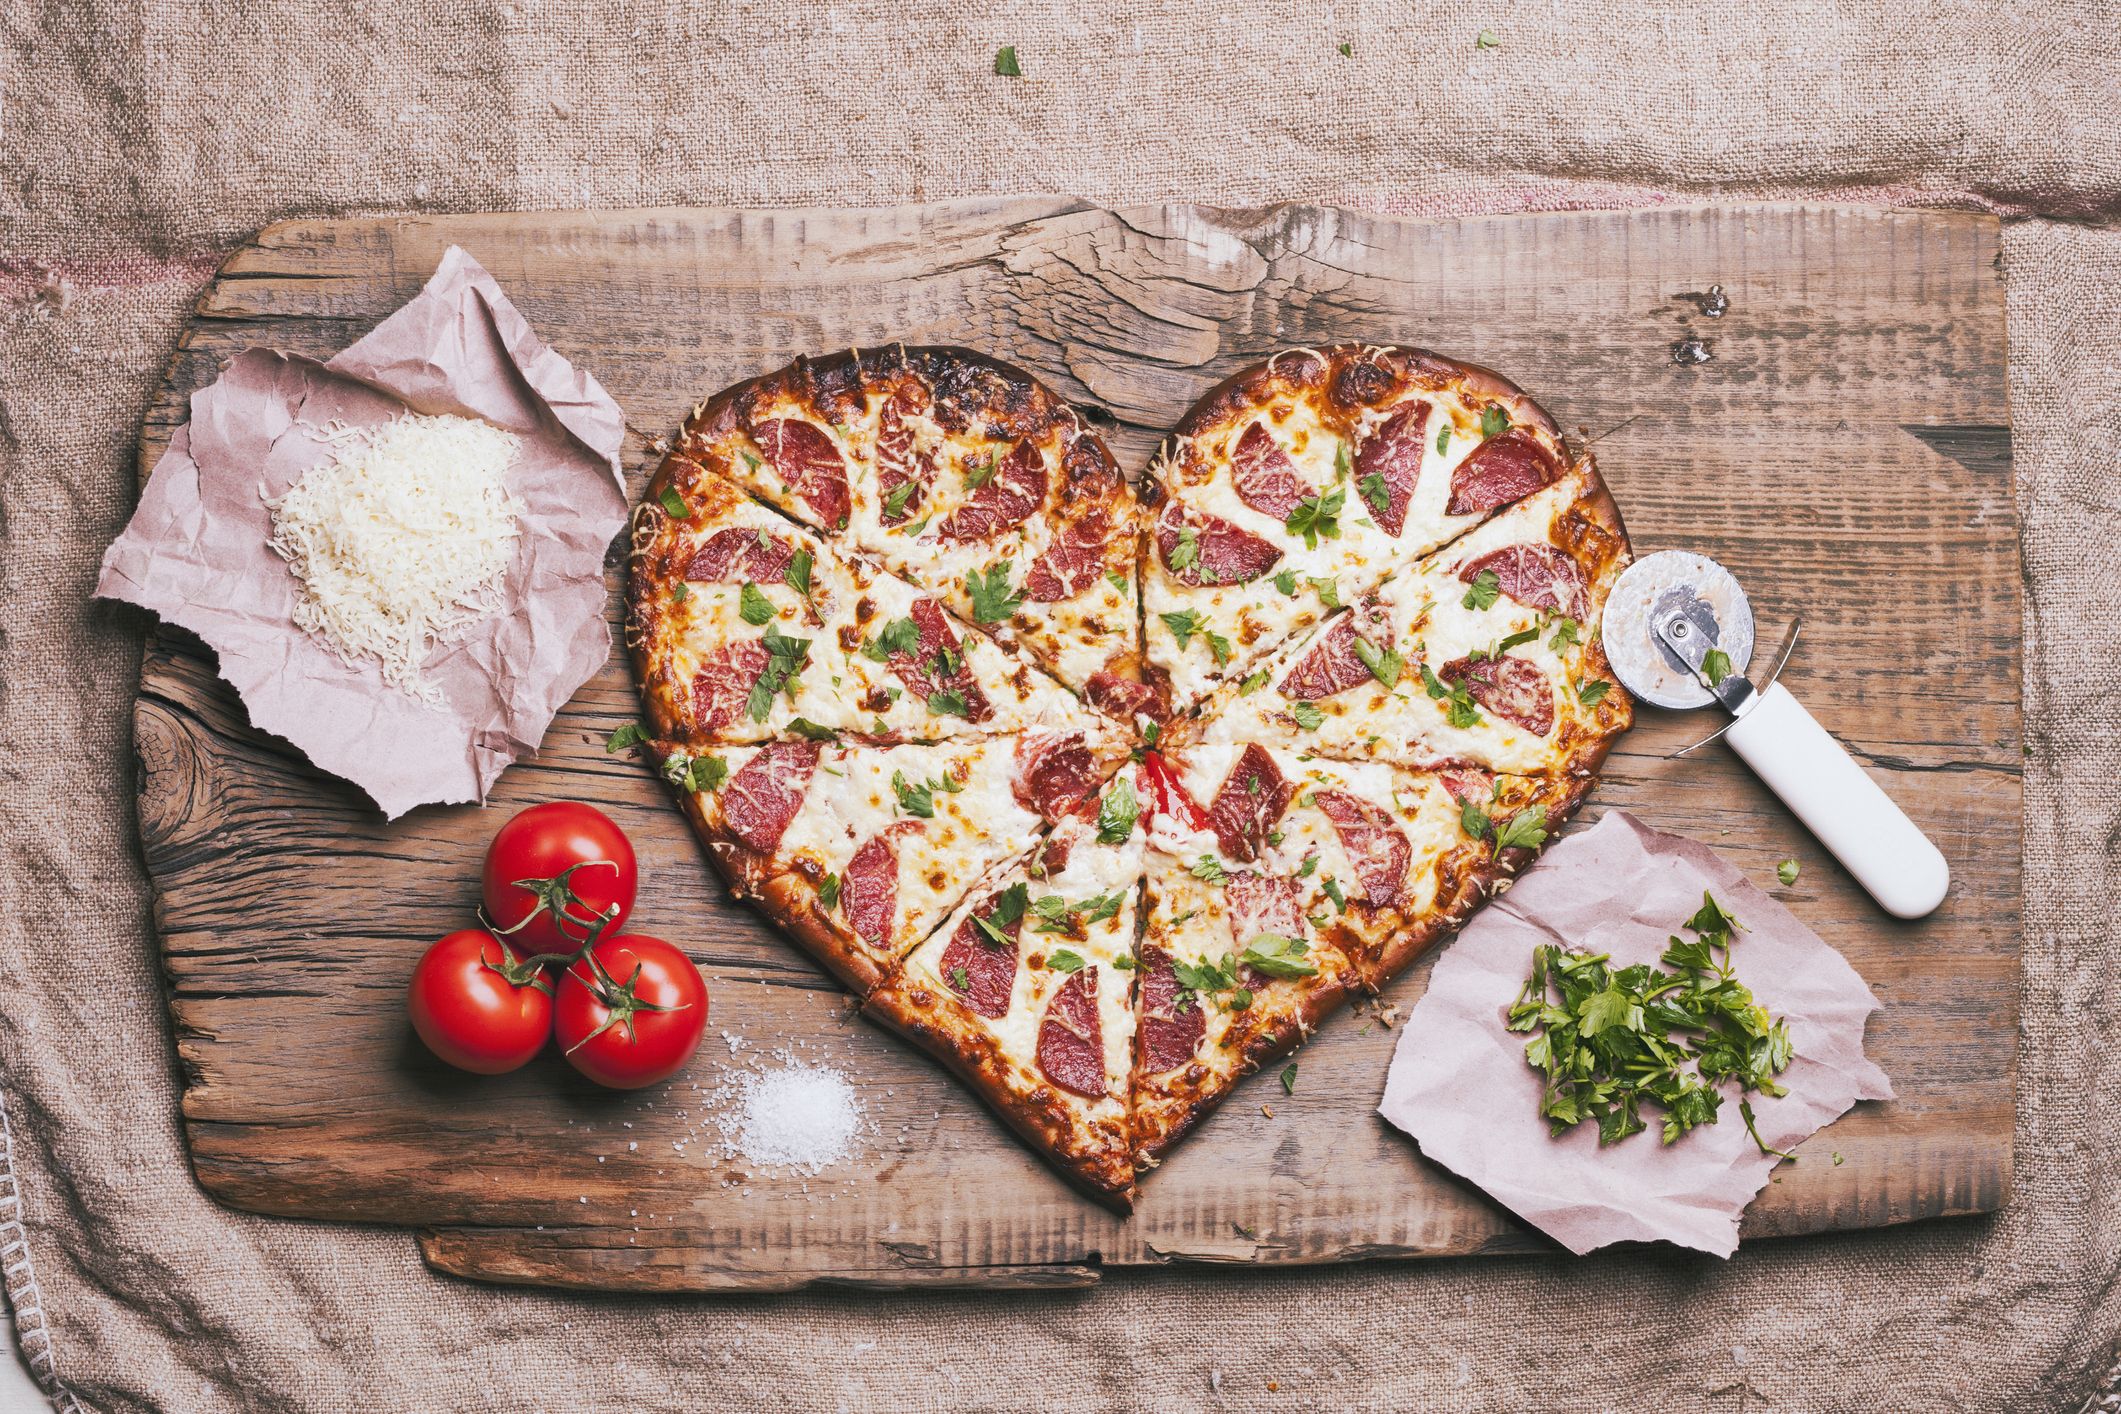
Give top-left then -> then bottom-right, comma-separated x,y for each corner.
721,1060 -> 862,1176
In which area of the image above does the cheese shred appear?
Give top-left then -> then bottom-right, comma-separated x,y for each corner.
264,413 -> 523,706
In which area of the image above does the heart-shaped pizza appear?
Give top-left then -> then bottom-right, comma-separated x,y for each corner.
627,345 -> 1633,1210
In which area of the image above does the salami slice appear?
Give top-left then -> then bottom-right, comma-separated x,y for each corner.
841,821 -> 919,948
874,390 -> 934,525
1036,968 -> 1107,1098
1087,670 -> 1169,726
1013,730 -> 1100,824
1024,508 -> 1113,602
1225,871 -> 1305,950
1441,653 -> 1556,736
1138,947 -> 1205,1074
1458,544 -> 1588,618
885,598 -> 992,723
1155,501 -> 1282,587
1230,422 -> 1313,520
1313,790 -> 1413,907
751,418 -> 852,529
691,639 -> 770,732
718,741 -> 820,854
1280,597 -> 1394,701
1354,400 -> 1429,537
1206,743 -> 1293,863
683,527 -> 797,585
1439,767 -> 1495,805
1447,429 -> 1563,517
938,439 -> 1046,543
937,891 -> 1022,1019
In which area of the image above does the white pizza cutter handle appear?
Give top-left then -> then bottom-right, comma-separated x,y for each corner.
1723,682 -> 1951,919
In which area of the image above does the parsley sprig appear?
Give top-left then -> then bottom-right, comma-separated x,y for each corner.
746,627 -> 812,722
1505,892 -> 1796,1153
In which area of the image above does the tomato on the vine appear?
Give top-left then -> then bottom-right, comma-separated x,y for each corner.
482,801 -> 637,952
554,934 -> 708,1090
407,930 -> 552,1075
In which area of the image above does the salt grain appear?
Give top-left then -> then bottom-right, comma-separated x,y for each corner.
721,1061 -> 862,1175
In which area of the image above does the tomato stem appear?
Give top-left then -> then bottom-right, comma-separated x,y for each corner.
562,953 -> 690,1056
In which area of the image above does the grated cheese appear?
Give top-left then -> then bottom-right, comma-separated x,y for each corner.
264,413 -> 523,706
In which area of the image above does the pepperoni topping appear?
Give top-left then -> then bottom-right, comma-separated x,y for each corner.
1441,653 -> 1556,736
1447,428 -> 1563,517
717,741 -> 820,854
937,891 -> 1022,1019
1225,871 -> 1305,950
683,527 -> 797,585
1355,400 -> 1429,537
884,598 -> 992,723
691,639 -> 770,732
1086,670 -> 1170,727
1155,501 -> 1282,587
841,821 -> 919,948
1013,730 -> 1101,825
1036,968 -> 1107,1098
938,440 -> 1047,543
1439,767 -> 1495,805
1138,947 -> 1205,1074
1280,597 -> 1395,701
874,390 -> 934,525
750,418 -> 852,529
1206,744 -> 1293,863
1230,422 -> 1314,520
1025,507 -> 1114,602
1458,544 -> 1588,618
1313,791 -> 1413,907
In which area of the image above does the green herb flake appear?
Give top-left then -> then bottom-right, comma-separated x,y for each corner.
1435,424 -> 1452,456
671,582 -> 691,604
1241,932 -> 1317,979
1777,859 -> 1801,887
657,486 -> 690,519
1239,668 -> 1270,697
1160,608 -> 1204,650
738,581 -> 776,627
1190,854 -> 1230,885
1475,27 -> 1500,48
950,965 -> 972,991
964,452 -> 1000,490
927,689 -> 970,719
785,548 -> 814,600
882,481 -> 917,519
1112,953 -> 1137,971
1506,889 -> 1795,1155
1280,1062 -> 1299,1093
1169,527 -> 1201,575
994,44 -> 1021,76
1106,568 -> 1131,598
965,563 -> 1024,624
1291,700 -> 1325,731
1352,635 -> 1405,689
1462,569 -> 1502,611
892,769 -> 938,819
1284,488 -> 1346,550
1702,648 -> 1734,686
1480,403 -> 1510,436
1321,877 -> 1347,913
687,754 -> 729,794
787,717 -> 837,742
1047,948 -> 1086,973
1097,778 -> 1140,844
605,723 -> 648,754
1273,569 -> 1299,596
1577,678 -> 1613,706
746,627 -> 813,722
818,872 -> 842,910
1492,806 -> 1548,855
1309,577 -> 1343,610
1360,471 -> 1390,517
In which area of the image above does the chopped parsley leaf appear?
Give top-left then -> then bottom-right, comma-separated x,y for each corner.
657,486 -> 689,519
1097,778 -> 1140,843
738,581 -> 776,626
1273,569 -> 1299,596
817,872 -> 841,910
927,689 -> 970,718
994,44 -> 1021,76
1190,854 -> 1230,885
1352,635 -> 1404,688
1285,487 -> 1346,550
604,723 -> 648,754
1360,471 -> 1390,517
965,563 -> 1024,623
1047,948 -> 1086,973
1462,569 -> 1502,611
1291,700 -> 1325,730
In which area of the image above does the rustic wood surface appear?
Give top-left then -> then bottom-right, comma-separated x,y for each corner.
133,201 -> 2020,1292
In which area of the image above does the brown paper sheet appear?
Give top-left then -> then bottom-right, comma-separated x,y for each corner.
1378,810 -> 1894,1257
94,246 -> 628,818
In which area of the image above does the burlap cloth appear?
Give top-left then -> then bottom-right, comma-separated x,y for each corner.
3,3 -> 2118,1410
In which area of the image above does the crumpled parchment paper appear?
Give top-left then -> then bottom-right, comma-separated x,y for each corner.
96,245 -> 628,818
1378,810 -> 1894,1258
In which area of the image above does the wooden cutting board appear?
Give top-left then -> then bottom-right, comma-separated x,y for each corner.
134,201 -> 2020,1292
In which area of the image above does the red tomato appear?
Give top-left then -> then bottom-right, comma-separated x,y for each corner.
482,801 -> 638,954
554,934 -> 709,1089
1137,751 -> 1211,832
407,930 -> 552,1075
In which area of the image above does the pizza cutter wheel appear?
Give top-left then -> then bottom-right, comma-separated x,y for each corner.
1602,551 -> 1950,920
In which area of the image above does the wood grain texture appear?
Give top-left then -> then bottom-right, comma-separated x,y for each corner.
134,201 -> 2020,1292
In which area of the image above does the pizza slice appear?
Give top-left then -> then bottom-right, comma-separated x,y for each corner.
864,794 -> 1146,1211
631,453 -> 1123,749
1126,745 -> 1362,1167
1194,456 -> 1633,779
1143,344 -> 1573,715
650,734 -> 1103,993
669,346 -> 1144,703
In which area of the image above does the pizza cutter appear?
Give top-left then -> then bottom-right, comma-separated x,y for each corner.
1601,550 -> 1950,920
